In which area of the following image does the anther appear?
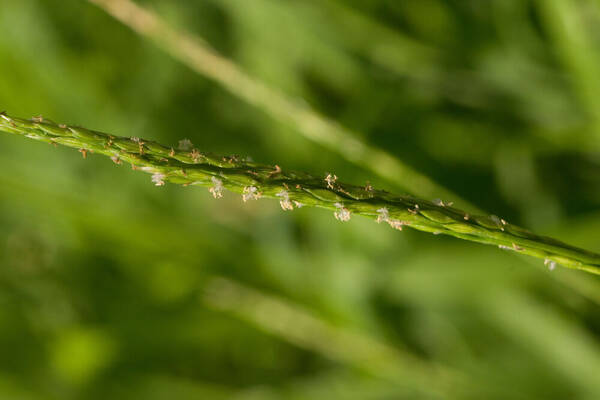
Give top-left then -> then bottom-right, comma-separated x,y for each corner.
191,149 -> 202,163
490,215 -> 505,231
276,190 -> 294,210
544,258 -> 557,271
325,173 -> 338,189
333,202 -> 351,222
242,186 -> 261,202
209,177 -> 224,198
388,220 -> 407,230
434,199 -> 453,207
178,139 -> 193,151
376,207 -> 389,223
268,165 -> 282,178
408,204 -> 420,214
152,173 -> 166,186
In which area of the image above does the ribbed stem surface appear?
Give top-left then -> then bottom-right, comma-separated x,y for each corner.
2,112 -> 599,275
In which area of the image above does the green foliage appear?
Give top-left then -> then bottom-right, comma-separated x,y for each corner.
2,1 -> 600,399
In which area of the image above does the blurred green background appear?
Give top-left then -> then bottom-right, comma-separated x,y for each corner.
2,0 -> 600,398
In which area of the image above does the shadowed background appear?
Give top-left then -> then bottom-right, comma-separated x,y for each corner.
1,0 -> 600,398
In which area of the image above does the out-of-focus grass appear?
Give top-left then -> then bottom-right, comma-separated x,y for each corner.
1,0 -> 600,398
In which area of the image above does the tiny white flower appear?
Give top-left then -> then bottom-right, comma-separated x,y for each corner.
376,207 -> 389,223
152,173 -> 166,186
276,190 -> 294,210
130,137 -> 141,143
544,258 -> 557,271
178,138 -> 193,151
325,173 -> 337,189
334,202 -> 351,222
242,186 -> 261,202
293,200 -> 304,208
209,176 -> 224,198
388,219 -> 407,230
498,245 -> 512,251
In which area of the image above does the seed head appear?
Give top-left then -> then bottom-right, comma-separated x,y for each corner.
242,186 -> 261,202
151,173 -> 166,186
276,190 -> 294,210
334,203 -> 351,222
209,177 -> 224,198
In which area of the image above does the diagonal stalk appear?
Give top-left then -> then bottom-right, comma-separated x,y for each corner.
1,112 -> 599,275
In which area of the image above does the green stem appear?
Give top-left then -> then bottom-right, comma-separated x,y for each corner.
2,112 -> 600,275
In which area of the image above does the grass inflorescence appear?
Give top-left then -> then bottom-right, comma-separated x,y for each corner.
2,111 -> 600,275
